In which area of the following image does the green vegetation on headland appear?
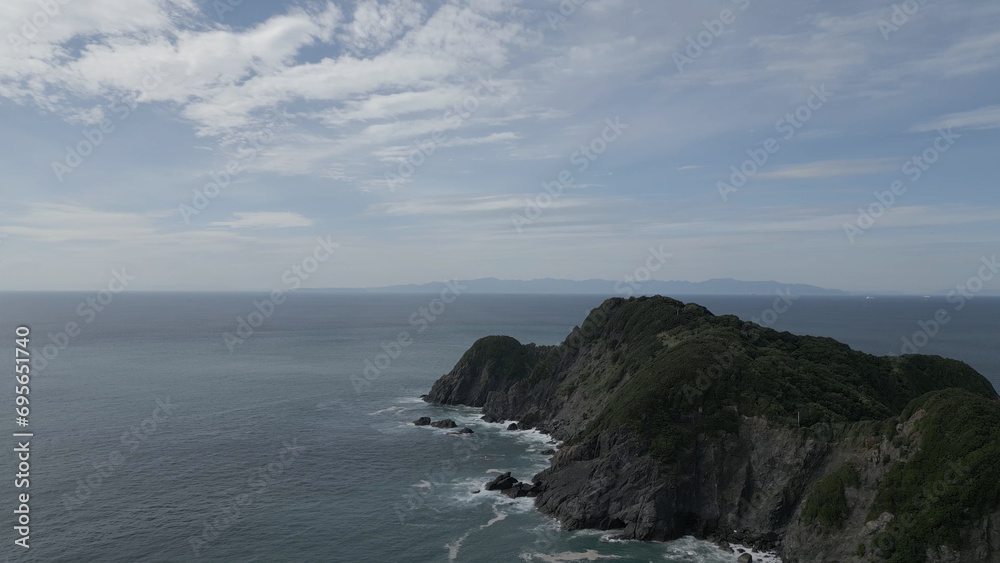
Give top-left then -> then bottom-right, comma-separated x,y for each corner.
555,297 -> 993,452
802,463 -> 860,528
866,388 -> 1000,562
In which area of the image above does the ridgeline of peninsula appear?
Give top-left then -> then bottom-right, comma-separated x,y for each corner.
424,296 -> 1000,562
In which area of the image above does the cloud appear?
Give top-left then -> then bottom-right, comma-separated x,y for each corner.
756,158 -> 900,180
910,105 -> 1000,132
645,204 -> 1000,236
0,203 -> 158,242
210,212 -> 314,229
374,195 -> 586,216
439,131 -> 520,148
0,1 -> 523,139
913,30 -> 1000,78
339,0 -> 425,52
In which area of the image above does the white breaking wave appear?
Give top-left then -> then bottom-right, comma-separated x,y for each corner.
523,549 -> 622,562
395,396 -> 428,404
445,498 -> 515,561
367,405 -> 408,416
659,535 -> 782,562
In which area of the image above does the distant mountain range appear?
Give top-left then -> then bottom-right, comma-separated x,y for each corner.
310,277 -> 1000,297
314,277 -> 854,296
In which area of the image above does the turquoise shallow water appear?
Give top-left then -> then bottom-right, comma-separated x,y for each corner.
0,293 -> 995,562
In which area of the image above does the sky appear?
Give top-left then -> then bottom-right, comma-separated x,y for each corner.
0,0 -> 998,292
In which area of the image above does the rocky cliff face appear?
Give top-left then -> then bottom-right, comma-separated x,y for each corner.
424,296 -> 1000,562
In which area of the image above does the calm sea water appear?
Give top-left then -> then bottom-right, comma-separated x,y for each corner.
0,293 -> 996,563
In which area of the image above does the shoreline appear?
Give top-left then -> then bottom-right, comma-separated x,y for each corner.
423,398 -> 783,562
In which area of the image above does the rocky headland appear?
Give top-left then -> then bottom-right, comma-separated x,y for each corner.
423,296 -> 1000,562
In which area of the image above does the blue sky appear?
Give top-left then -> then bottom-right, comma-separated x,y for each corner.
0,0 -> 998,292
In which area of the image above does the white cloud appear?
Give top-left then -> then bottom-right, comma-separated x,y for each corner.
910,105 -> 1000,132
914,30 -> 1000,77
210,212 -> 314,229
646,204 -> 1000,236
340,0 -> 425,52
0,203 -> 158,242
439,131 -> 520,148
756,158 -> 900,180
374,194 -> 586,216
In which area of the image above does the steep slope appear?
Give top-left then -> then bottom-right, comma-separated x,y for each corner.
424,296 -> 1000,562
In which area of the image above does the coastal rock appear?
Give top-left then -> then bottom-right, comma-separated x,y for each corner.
737,554 -> 753,563
430,419 -> 457,429
458,427 -> 474,434
484,472 -> 518,491
507,423 -> 519,431
502,481 -> 545,499
413,417 -> 431,426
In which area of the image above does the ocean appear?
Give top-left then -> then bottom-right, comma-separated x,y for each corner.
0,293 -> 996,562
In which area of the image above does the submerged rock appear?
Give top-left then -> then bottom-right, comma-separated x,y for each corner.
430,419 -> 457,429
413,417 -> 431,426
